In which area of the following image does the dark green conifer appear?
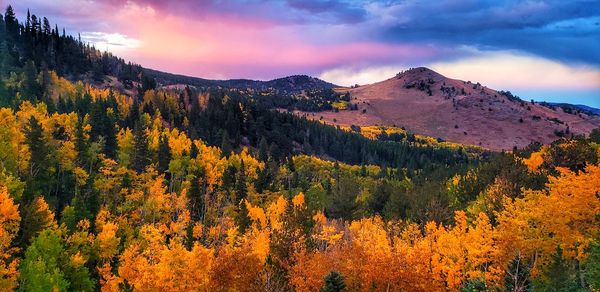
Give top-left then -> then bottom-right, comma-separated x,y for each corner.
321,271 -> 346,292
132,122 -> 150,173
157,134 -> 171,173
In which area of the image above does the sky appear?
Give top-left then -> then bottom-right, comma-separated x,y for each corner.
3,0 -> 600,107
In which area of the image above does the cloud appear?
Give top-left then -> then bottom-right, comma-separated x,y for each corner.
369,1 -> 600,65
63,0 -> 366,25
319,65 -> 404,86
319,50 -> 600,92
8,0 -> 599,66
368,1 -> 599,31
429,50 -> 600,91
286,0 -> 366,23
80,32 -> 141,53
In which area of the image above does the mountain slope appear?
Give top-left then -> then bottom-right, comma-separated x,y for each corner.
575,104 -> 600,115
546,103 -> 600,116
310,67 -> 600,150
219,75 -> 337,93
146,68 -> 336,94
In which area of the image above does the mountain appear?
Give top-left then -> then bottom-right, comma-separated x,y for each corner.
305,67 -> 600,150
575,104 -> 600,116
146,68 -> 336,94
219,75 -> 337,93
545,102 -> 600,116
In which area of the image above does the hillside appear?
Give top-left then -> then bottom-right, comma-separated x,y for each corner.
303,67 -> 600,150
218,75 -> 337,93
147,68 -> 336,94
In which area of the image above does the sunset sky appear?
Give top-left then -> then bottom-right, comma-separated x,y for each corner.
4,0 -> 600,107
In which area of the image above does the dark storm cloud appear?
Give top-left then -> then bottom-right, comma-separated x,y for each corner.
286,0 -> 366,23
88,0 -> 599,65
94,0 -> 366,24
373,0 -> 600,65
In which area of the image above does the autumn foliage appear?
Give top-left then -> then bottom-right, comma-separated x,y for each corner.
0,8 -> 598,290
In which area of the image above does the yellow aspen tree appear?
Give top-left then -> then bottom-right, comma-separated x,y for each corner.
0,186 -> 20,290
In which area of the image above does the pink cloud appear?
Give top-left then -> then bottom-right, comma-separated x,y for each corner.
3,0 -> 447,79
103,3 -> 435,79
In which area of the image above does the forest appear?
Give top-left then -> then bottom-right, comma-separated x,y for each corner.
0,6 -> 599,291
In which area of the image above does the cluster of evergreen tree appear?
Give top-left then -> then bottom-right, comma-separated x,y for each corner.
0,6 -> 143,87
252,88 -> 348,112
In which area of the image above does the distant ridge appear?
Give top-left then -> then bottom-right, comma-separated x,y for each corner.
545,103 -> 600,116
144,68 -> 336,94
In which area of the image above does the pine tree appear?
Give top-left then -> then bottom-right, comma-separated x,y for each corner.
0,13 -> 4,38
127,98 -> 140,127
31,14 -> 39,36
590,127 -> 600,144
586,235 -> 600,290
188,172 -> 204,222
19,197 -> 56,245
254,163 -> 270,194
157,134 -> 171,173
235,200 -> 251,234
369,181 -> 390,215
74,118 -> 89,167
326,174 -> 358,220
89,101 -> 105,141
0,41 -> 15,78
21,61 -> 40,101
131,122 -> 150,173
190,141 -> 199,159
235,160 -> 247,203
24,116 -> 52,201
25,10 -> 31,33
460,278 -> 487,292
43,17 -> 50,35
258,136 -> 269,161
286,156 -> 295,172
220,130 -> 232,157
535,246 -> 579,291
103,111 -> 117,159
222,165 -> 237,191
269,142 -> 280,162
321,271 -> 346,292
4,6 -> 18,38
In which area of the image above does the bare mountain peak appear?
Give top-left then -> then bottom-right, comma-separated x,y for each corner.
319,68 -> 600,150
396,67 -> 443,79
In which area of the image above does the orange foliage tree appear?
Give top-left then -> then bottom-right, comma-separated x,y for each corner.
0,186 -> 21,290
